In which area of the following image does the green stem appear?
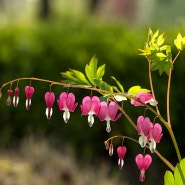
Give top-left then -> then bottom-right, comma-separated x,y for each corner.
148,61 -> 160,115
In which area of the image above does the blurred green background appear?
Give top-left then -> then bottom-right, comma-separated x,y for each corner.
0,0 -> 185,184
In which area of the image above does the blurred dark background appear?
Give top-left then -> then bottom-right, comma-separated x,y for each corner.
0,0 -> 185,185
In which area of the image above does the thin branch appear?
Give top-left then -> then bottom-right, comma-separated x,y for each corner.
148,60 -> 160,115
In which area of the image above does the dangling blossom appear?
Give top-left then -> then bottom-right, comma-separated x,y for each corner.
44,92 -> 55,119
135,154 -> 152,182
80,96 -> 100,127
13,87 -> 19,107
109,142 -> 114,156
57,92 -> 78,123
148,123 -> 163,153
131,92 -> 157,106
117,146 -> 127,170
137,116 -> 152,148
98,101 -> 122,133
6,89 -> 13,106
25,86 -> 35,110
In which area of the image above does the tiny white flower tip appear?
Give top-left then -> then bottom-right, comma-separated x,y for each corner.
106,126 -> 111,133
149,139 -> 156,153
114,95 -> 127,102
148,98 -> 158,106
63,111 -> 70,123
46,107 -> 53,119
88,114 -> 94,127
139,135 -> 147,148
13,96 -> 19,107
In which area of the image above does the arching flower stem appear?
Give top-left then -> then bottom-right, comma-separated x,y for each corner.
0,77 -> 181,163
105,135 -> 175,172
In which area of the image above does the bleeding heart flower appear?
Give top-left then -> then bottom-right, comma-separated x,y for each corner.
137,116 -> 152,148
135,154 -> 152,182
81,96 -> 100,127
98,101 -> 122,133
57,92 -> 78,123
131,92 -> 157,106
148,123 -> 163,153
117,146 -> 127,170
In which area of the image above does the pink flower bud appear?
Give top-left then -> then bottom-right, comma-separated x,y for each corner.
6,89 -> 13,106
13,87 -> 19,107
45,92 -> 55,119
25,86 -> 35,110
117,146 -> 127,170
109,143 -> 114,156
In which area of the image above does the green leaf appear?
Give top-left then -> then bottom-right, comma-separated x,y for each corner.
157,33 -> 165,46
85,56 -> 98,86
61,69 -> 90,85
174,158 -> 185,185
164,171 -> 174,185
94,78 -> 113,92
111,76 -> 124,93
128,85 -> 150,95
156,52 -> 167,59
174,33 -> 183,50
151,58 -> 173,75
97,64 -> 105,79
164,158 -> 185,185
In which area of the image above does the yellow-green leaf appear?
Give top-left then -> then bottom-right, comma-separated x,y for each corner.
128,86 -> 150,95
174,33 -> 183,50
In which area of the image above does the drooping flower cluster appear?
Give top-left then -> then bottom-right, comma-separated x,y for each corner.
137,115 -> 163,153
105,141 -> 127,170
105,139 -> 153,182
5,85 -> 122,132
3,84 -> 163,183
81,96 -> 122,132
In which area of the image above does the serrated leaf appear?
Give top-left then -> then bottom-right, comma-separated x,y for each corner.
94,78 -> 113,93
164,171 -> 174,185
128,85 -> 150,95
151,58 -> 173,75
97,64 -> 105,79
85,56 -> 98,86
111,76 -> 124,93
